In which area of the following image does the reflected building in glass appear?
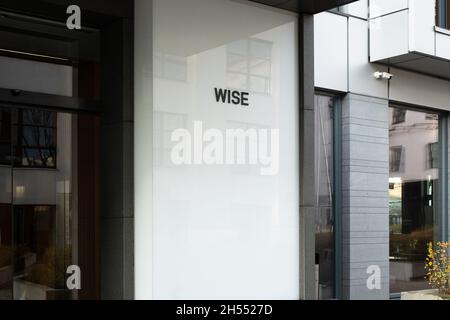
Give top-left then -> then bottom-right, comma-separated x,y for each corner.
389,106 -> 440,294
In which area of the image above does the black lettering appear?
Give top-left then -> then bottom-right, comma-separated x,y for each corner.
241,92 -> 249,106
231,90 -> 240,105
214,88 -> 227,103
215,88 -> 250,107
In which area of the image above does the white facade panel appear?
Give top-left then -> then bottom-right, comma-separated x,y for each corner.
314,12 -> 348,92
389,67 -> 450,111
436,32 -> 450,60
369,0 -> 408,19
370,10 -> 409,62
340,0 -> 368,19
409,0 -> 435,55
0,56 -> 72,96
138,0 -> 301,300
348,18 -> 388,98
135,0 -> 154,300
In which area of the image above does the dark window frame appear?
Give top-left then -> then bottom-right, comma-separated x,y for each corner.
0,110 -> 12,166
389,145 -> 404,173
437,0 -> 450,29
427,142 -> 439,169
392,108 -> 406,125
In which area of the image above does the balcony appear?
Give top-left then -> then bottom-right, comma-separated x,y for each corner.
369,0 -> 450,79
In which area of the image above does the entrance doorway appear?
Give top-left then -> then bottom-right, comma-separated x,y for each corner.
0,0 -> 134,299
0,105 -> 100,300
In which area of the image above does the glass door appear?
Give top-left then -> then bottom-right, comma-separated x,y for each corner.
314,94 -> 336,300
0,107 -> 12,299
0,105 -> 100,300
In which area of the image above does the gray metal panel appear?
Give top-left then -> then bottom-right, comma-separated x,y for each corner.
299,14 -> 316,300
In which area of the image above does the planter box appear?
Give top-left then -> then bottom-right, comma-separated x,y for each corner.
401,289 -> 444,300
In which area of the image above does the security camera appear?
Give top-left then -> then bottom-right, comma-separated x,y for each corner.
373,71 -> 393,80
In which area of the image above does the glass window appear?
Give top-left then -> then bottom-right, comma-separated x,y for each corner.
390,146 -> 404,173
314,94 -> 336,300
13,109 -> 57,169
392,109 -> 406,125
427,142 -> 439,169
389,106 -> 441,294
436,0 -> 450,29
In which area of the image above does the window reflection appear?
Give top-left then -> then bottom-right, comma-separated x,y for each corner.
13,110 -> 57,169
154,53 -> 188,82
0,111 -> 11,166
314,94 -> 335,300
227,38 -> 272,94
0,107 -> 100,300
154,111 -> 187,167
389,106 -> 440,294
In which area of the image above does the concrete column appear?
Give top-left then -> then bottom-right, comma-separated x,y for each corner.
341,93 -> 389,300
100,17 -> 135,300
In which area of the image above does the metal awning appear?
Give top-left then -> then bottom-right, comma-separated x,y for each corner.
251,0 -> 358,14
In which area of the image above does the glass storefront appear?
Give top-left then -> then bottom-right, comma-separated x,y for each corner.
151,0 -> 299,299
0,2 -> 108,299
0,107 -> 99,300
389,105 -> 441,294
314,94 -> 336,300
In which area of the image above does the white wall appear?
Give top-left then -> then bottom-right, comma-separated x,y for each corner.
409,0 -> 435,55
340,0 -> 368,19
314,10 -> 389,98
370,10 -> 409,62
314,12 -> 348,92
134,0 -> 154,300
369,0 -> 408,18
348,17 -> 388,98
136,0 -> 301,300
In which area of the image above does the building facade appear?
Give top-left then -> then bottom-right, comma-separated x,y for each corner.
315,0 -> 450,299
0,0 -> 448,300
